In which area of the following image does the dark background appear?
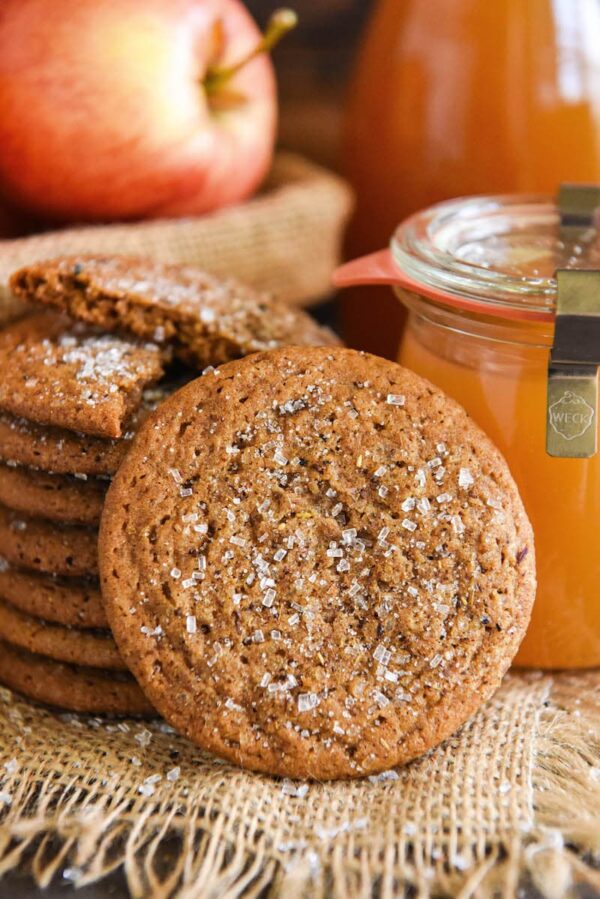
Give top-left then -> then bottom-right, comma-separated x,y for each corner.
249,0 -> 373,168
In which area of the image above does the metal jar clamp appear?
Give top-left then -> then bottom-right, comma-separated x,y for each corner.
547,186 -> 600,458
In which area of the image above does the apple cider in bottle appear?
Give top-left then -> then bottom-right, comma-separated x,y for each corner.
342,0 -> 600,356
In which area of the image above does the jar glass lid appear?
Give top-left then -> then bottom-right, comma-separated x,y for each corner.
391,194 -> 600,321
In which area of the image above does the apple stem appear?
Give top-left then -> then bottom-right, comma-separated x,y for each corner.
205,8 -> 298,94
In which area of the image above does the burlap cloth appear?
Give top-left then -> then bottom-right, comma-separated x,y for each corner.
0,672 -> 598,898
0,157 -> 598,898
0,151 -> 354,325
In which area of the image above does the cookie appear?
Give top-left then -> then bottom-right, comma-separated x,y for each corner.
0,311 -> 165,438
99,347 -> 536,780
0,641 -> 153,715
0,380 -> 183,476
0,504 -> 97,576
0,463 -> 107,525
0,599 -> 125,670
0,564 -> 106,629
10,255 -> 340,368
0,411 -> 129,476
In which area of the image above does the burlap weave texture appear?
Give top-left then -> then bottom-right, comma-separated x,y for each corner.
0,152 -> 353,326
0,672 -> 598,898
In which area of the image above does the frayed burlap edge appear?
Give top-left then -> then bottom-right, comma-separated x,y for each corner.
0,672 -> 598,898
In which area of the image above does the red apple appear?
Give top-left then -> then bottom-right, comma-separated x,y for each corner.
0,0 -> 292,223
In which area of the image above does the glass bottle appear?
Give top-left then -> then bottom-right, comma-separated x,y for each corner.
342,0 -> 600,356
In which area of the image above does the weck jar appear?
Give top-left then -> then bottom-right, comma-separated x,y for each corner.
335,194 -> 600,669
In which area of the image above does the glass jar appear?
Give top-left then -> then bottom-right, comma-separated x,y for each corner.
335,195 -> 600,669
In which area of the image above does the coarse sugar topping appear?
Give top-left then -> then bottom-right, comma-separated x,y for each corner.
0,312 -> 165,439
101,347 -> 535,779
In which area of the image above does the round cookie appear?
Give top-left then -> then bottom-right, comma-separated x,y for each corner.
10,255 -> 340,368
0,463 -> 107,525
0,504 -> 97,576
0,411 -> 128,476
0,641 -> 154,716
100,347 -> 536,780
0,564 -> 106,628
0,600 -> 125,670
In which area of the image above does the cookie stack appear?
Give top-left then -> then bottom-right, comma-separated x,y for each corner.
0,255 -> 337,715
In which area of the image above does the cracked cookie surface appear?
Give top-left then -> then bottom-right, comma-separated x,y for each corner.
0,504 -> 97,576
0,463 -> 107,525
0,599 -> 124,669
0,564 -> 106,629
0,641 -> 153,715
100,347 -> 535,780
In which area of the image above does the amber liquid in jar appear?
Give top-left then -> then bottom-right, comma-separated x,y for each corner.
400,321 -> 599,668
392,197 -> 600,668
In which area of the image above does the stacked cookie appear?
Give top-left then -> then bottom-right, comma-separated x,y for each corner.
0,255 -> 337,715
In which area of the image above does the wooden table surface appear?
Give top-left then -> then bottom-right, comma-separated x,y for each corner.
252,0 -> 372,170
